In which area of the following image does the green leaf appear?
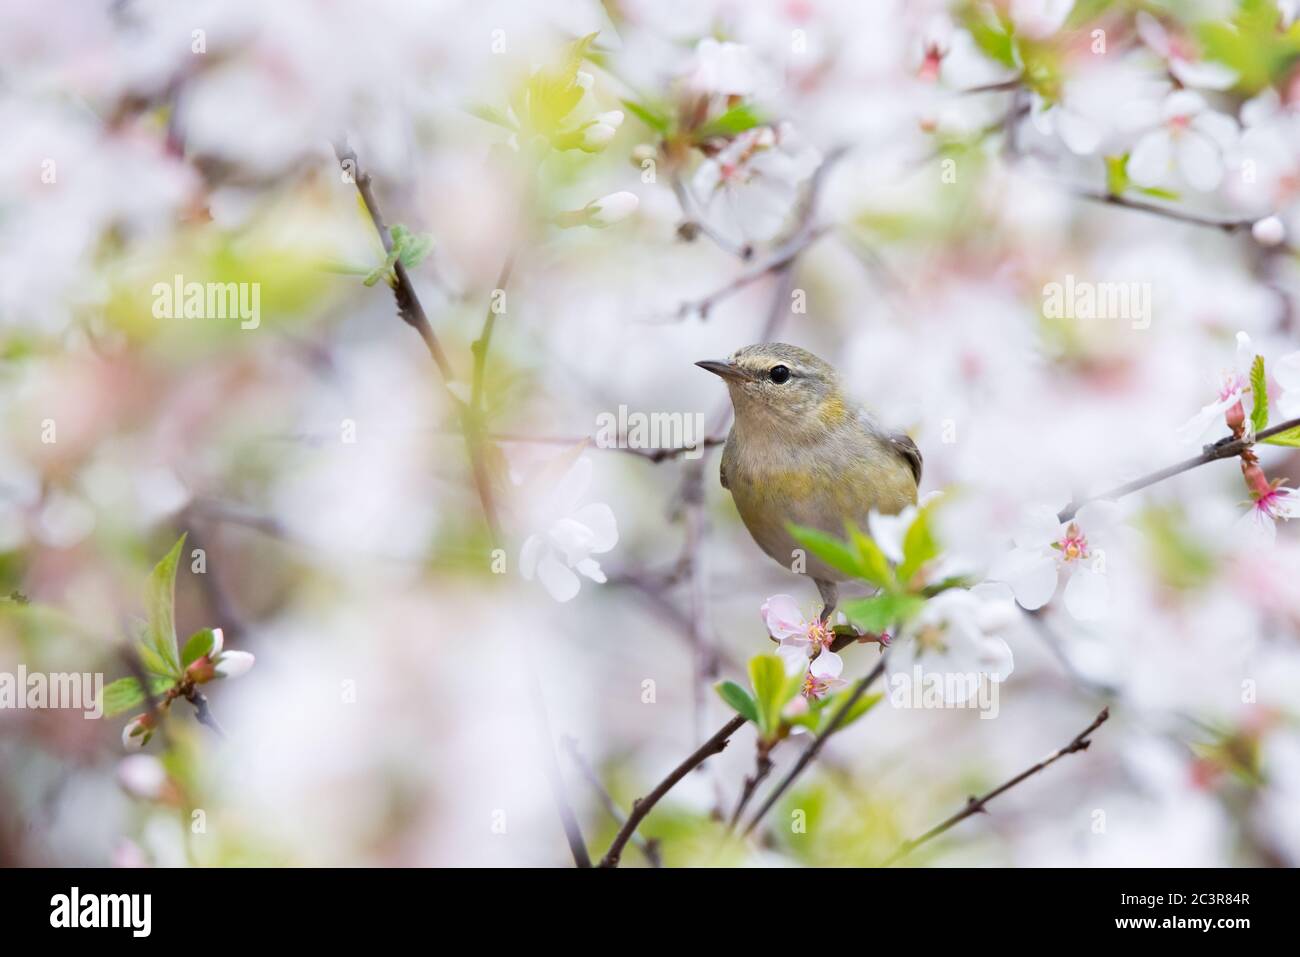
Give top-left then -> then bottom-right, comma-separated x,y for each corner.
102,677 -> 145,717
749,654 -> 801,738
696,103 -> 765,139
841,593 -> 925,634
1104,155 -> 1129,196
787,523 -> 863,581
1263,424 -> 1300,447
896,503 -> 941,586
182,628 -> 218,669
1250,354 -> 1269,432
715,680 -> 759,723
143,535 -> 186,678
620,97 -> 670,135
102,676 -> 174,717
961,4 -> 1018,69
395,232 -> 433,270
847,524 -> 895,589
362,248 -> 400,287
821,691 -> 882,735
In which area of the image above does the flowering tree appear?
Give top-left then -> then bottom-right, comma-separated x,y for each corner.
2,0 -> 1300,869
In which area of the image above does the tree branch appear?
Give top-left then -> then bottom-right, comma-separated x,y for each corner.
881,707 -> 1110,866
561,736 -> 662,867
1058,416 -> 1300,523
599,714 -> 747,868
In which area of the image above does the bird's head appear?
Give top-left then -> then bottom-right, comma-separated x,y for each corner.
696,343 -> 847,437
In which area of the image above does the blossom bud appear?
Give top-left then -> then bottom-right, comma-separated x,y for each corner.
586,191 -> 639,227
187,654 -> 217,684
1242,461 -> 1273,499
117,755 -> 168,800
580,121 -> 618,150
1252,215 -> 1286,247
122,712 -> 155,750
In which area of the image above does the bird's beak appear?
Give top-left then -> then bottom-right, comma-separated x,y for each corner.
695,359 -> 749,382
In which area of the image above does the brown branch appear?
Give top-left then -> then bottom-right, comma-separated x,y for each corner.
1071,187 -> 1254,234
741,657 -> 887,837
185,689 -> 224,737
332,141 -> 455,379
1058,415 -> 1300,523
599,714 -> 747,868
727,749 -> 773,831
669,170 -> 755,261
526,666 -> 591,868
882,707 -> 1110,866
677,224 -> 833,320
561,736 -> 662,867
333,139 -> 501,541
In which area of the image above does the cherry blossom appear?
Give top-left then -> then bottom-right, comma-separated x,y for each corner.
691,122 -> 821,243
1178,331 -> 1257,444
685,38 -> 761,97
1126,90 -> 1238,192
761,593 -> 841,683
518,456 -> 619,602
989,503 -> 1117,620
1239,462 -> 1300,544
886,585 -> 1016,705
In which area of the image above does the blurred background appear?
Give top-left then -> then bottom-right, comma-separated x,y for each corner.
2,0 -> 1300,867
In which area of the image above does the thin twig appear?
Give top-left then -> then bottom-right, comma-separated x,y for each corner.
599,714 -> 747,868
741,657 -> 887,837
677,224 -> 833,320
524,664 -> 591,868
185,689 -> 224,737
669,171 -> 755,261
333,139 -> 502,541
727,749 -> 773,831
561,736 -> 662,867
332,141 -> 455,379
882,707 -> 1110,866
1070,187 -> 1254,233
1058,415 -> 1300,523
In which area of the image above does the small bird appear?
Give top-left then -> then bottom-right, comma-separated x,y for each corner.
697,343 -> 921,619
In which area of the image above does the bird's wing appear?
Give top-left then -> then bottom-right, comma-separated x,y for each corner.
719,458 -> 730,490
855,406 -> 923,486
888,431 -> 923,485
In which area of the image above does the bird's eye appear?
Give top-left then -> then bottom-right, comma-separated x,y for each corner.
769,365 -> 791,384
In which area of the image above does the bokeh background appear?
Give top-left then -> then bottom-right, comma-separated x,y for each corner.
3,0 -> 1300,867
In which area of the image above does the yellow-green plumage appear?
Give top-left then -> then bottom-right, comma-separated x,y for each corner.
699,343 -> 921,612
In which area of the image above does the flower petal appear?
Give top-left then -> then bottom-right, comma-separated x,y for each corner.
537,550 -> 581,602
1176,131 -> 1224,191
518,534 -> 543,580
810,649 -> 843,679
569,503 -> 618,553
1128,130 -> 1173,187
991,548 -> 1059,610
214,650 -> 255,679
761,594 -> 808,640
1063,566 -> 1109,620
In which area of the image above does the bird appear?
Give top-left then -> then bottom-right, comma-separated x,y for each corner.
696,342 -> 921,620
